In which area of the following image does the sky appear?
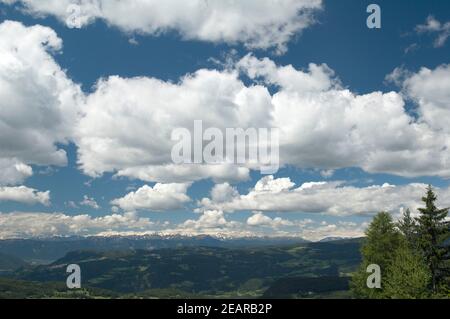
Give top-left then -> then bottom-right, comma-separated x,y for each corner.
0,0 -> 450,240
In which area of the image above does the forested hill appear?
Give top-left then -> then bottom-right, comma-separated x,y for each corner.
4,238 -> 362,298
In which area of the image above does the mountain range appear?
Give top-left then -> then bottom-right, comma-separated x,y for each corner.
0,235 -> 310,264
0,237 -> 362,298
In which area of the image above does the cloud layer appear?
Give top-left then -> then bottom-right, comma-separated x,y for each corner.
238,55 -> 450,178
0,209 -> 366,241
2,21 -> 449,186
200,176 -> 450,216
0,20 -> 449,241
0,211 -> 152,239
76,54 -> 450,181
2,0 -> 322,53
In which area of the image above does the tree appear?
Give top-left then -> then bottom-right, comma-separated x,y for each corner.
351,212 -> 402,298
397,208 -> 418,248
361,212 -> 403,270
384,242 -> 431,299
415,186 -> 449,293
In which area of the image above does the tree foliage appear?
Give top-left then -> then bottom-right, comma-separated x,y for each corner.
352,186 -> 450,299
384,243 -> 430,299
350,212 -> 402,298
415,186 -> 449,293
397,208 -> 417,247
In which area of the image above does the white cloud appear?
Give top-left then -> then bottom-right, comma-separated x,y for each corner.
247,212 -> 273,226
209,183 -> 239,203
237,55 -> 340,92
396,64 -> 450,133
254,175 -> 295,193
75,69 -> 271,183
111,183 -> 191,212
167,210 -> 258,237
66,200 -> 78,209
404,43 -> 419,55
0,211 -> 153,239
238,54 -> 450,178
2,0 -> 322,53
416,16 -> 450,48
80,195 -> 100,209
74,54 -> 450,180
200,175 -> 450,217
164,211 -> 366,241
1,21 -> 449,185
295,221 -> 367,242
0,186 -> 50,206
0,208 -> 368,240
181,210 -> 229,230
320,169 -> 335,179
0,20 -> 83,184
0,159 -> 33,186
115,164 -> 250,184
247,212 -> 293,227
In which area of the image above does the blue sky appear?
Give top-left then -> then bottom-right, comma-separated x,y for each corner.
0,0 -> 450,240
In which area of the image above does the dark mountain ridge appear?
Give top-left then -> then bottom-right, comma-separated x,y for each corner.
0,235 -> 310,263
10,238 -> 363,297
0,252 -> 28,274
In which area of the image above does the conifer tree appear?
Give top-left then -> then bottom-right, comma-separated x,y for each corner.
397,208 -> 417,248
415,186 -> 449,293
350,212 -> 402,298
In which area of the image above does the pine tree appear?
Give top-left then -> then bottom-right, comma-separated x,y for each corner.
397,208 -> 417,248
415,186 -> 450,293
350,212 -> 402,298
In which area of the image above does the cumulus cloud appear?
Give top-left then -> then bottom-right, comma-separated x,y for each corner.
416,16 -> 450,48
0,211 -> 153,239
111,183 -> 191,212
393,64 -> 450,133
181,210 -> 230,230
170,210 -> 276,237
200,176 -> 450,216
247,212 -> 293,227
79,195 -> 100,209
209,183 -> 239,203
2,0 -> 322,53
1,21 -> 449,186
0,159 -> 33,186
238,54 -> 450,178
74,55 -> 450,181
164,211 -> 366,241
0,20 -> 83,185
75,69 -> 272,183
0,186 -> 50,206
0,209 -> 366,240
